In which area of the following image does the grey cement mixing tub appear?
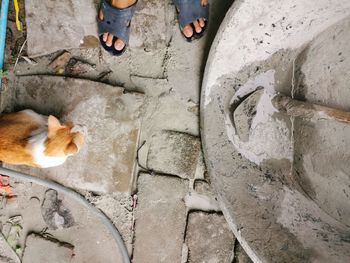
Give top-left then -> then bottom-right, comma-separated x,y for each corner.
201,0 -> 350,262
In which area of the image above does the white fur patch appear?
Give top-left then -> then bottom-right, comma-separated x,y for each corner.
29,130 -> 67,168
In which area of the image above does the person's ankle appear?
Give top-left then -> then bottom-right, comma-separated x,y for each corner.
110,0 -> 136,9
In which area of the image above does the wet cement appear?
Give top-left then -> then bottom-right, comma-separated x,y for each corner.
201,0 -> 350,261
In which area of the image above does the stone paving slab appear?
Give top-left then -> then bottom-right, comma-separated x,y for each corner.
147,130 -> 201,179
185,212 -> 235,263
5,76 -> 144,194
25,0 -> 99,57
22,233 -> 74,263
133,173 -> 187,263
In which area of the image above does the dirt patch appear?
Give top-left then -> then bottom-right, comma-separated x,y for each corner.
5,0 -> 26,66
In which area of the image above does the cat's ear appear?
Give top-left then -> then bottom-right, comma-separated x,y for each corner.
65,142 -> 78,155
48,115 -> 62,138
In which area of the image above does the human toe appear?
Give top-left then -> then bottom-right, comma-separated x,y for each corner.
102,32 -> 109,42
106,34 -> 113,47
193,20 -> 202,33
114,39 -> 126,51
182,24 -> 194,38
199,18 -> 205,28
99,9 -> 104,20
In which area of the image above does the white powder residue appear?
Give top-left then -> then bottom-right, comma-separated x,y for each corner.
184,192 -> 221,212
225,70 -> 293,165
204,0 -> 350,106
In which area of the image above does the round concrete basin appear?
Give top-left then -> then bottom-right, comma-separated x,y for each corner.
201,0 -> 350,262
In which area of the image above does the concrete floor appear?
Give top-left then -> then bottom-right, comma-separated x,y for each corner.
0,0 -> 253,262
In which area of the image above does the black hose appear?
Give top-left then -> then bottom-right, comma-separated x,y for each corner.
0,167 -> 130,263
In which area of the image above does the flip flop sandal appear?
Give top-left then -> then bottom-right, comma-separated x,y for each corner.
97,0 -> 137,56
174,0 -> 209,42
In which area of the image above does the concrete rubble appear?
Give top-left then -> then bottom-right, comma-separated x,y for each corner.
0,0 -> 266,262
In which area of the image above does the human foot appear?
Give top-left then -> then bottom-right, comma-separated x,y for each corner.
175,0 -> 209,42
98,0 -> 137,56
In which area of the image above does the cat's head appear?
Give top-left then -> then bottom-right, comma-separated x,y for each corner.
44,115 -> 84,157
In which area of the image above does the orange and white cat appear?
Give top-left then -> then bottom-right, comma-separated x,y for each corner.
0,110 -> 84,168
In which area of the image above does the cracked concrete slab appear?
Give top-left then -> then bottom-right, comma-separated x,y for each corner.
22,233 -> 74,263
5,76 -> 144,194
147,130 -> 201,179
134,94 -> 200,184
185,212 -> 235,263
133,173 -> 187,263
103,48 -> 168,88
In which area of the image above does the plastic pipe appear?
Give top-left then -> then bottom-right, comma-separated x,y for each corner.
0,0 -> 10,90
0,167 -> 130,263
